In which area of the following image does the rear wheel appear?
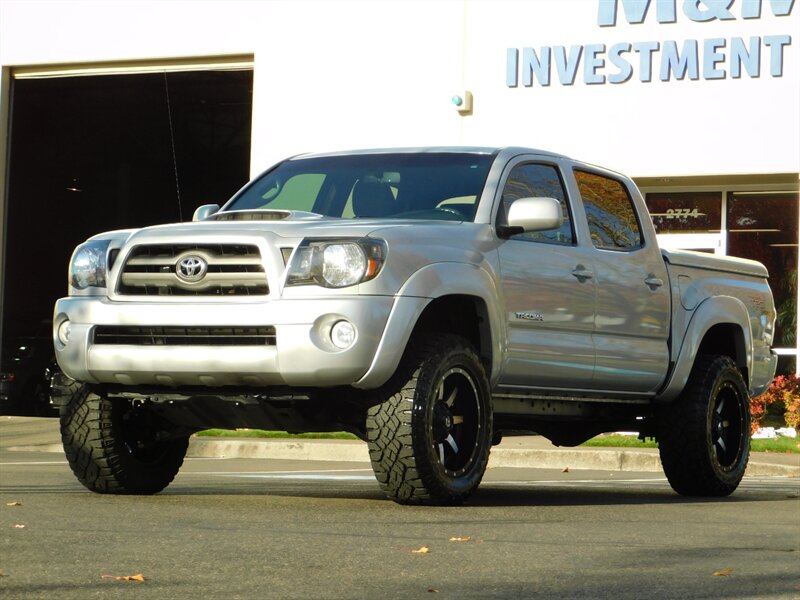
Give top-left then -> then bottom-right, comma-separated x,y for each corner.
657,355 -> 750,496
366,334 -> 492,505
60,387 -> 188,494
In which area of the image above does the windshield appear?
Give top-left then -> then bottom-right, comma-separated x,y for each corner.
224,152 -> 494,222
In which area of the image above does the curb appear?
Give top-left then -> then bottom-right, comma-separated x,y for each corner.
186,438 -> 800,478
6,444 -> 65,453
187,438 -> 370,463
487,448 -> 663,472
8,437 -> 798,478
485,447 -> 799,478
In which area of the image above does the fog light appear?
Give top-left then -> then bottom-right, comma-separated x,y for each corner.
57,321 -> 72,346
330,320 -> 356,350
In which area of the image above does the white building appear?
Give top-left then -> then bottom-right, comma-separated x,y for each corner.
0,0 -> 798,370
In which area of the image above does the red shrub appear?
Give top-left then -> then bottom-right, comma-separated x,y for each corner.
751,373 -> 800,434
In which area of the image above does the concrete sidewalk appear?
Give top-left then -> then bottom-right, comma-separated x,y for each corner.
2,416 -> 798,477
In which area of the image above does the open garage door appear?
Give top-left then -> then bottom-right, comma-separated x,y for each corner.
0,58 -> 253,412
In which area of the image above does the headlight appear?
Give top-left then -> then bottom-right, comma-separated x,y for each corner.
286,238 -> 387,288
70,239 -> 111,292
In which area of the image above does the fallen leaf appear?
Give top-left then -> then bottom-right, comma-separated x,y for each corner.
449,537 -> 472,543
5,502 -> 22,507
411,546 -> 430,554
427,588 -> 439,593
101,573 -> 146,582
11,524 -> 25,529
712,569 -> 733,577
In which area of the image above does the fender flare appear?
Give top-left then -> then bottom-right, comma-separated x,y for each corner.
657,295 -> 752,403
354,262 -> 505,389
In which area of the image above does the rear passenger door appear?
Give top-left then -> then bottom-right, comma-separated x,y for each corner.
496,160 -> 597,391
572,169 -> 670,394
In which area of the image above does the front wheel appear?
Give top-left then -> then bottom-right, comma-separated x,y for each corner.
657,355 -> 750,497
366,334 -> 492,505
60,387 -> 188,494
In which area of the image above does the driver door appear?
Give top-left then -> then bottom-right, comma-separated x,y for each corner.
496,161 -> 597,391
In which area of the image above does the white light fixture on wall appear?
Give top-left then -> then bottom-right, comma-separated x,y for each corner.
452,91 -> 473,115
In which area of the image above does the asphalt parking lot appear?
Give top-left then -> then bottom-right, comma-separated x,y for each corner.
1,418 -> 799,599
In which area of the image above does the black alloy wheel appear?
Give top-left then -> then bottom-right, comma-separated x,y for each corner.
367,334 -> 492,505
658,354 -> 750,497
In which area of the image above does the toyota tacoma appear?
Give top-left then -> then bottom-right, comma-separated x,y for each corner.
52,147 -> 778,504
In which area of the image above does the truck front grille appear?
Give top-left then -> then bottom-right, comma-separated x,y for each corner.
117,244 -> 268,296
94,326 -> 277,346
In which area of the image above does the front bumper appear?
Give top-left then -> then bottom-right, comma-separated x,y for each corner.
53,295 -> 416,389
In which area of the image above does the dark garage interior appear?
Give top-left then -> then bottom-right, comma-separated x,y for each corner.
1,68 -> 253,413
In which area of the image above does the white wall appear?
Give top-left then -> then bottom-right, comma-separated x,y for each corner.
465,0 -> 800,176
0,0 -> 259,64
247,0 -> 466,170
1,0 -> 798,178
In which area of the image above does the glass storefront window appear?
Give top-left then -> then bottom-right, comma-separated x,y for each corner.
645,192 -> 722,234
727,193 -> 799,350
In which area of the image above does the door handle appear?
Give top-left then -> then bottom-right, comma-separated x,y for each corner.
571,266 -> 594,282
645,276 -> 664,290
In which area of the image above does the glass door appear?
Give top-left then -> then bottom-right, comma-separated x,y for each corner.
645,192 -> 724,254
728,192 -> 799,370
645,189 -> 799,371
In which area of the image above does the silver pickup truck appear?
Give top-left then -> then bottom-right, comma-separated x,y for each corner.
52,147 -> 778,505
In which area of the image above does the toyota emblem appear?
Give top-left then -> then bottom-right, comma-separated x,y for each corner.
176,255 -> 208,282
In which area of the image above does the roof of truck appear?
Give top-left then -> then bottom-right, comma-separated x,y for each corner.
292,146 -> 569,160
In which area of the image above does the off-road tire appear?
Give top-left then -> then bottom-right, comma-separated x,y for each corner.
60,387 -> 188,494
657,355 -> 750,496
366,334 -> 492,505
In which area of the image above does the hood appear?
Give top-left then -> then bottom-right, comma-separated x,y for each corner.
118,211 -> 476,245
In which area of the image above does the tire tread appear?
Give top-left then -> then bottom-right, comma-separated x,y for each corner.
657,355 -> 750,497
366,334 -> 491,505
60,388 -> 186,494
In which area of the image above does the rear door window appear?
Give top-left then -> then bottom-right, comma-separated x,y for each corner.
574,170 -> 643,250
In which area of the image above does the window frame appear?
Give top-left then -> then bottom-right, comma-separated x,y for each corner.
496,161 -> 576,246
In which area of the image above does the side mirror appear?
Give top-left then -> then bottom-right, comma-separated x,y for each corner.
192,204 -> 220,221
501,197 -> 563,237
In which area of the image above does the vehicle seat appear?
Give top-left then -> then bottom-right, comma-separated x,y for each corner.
352,180 -> 396,217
